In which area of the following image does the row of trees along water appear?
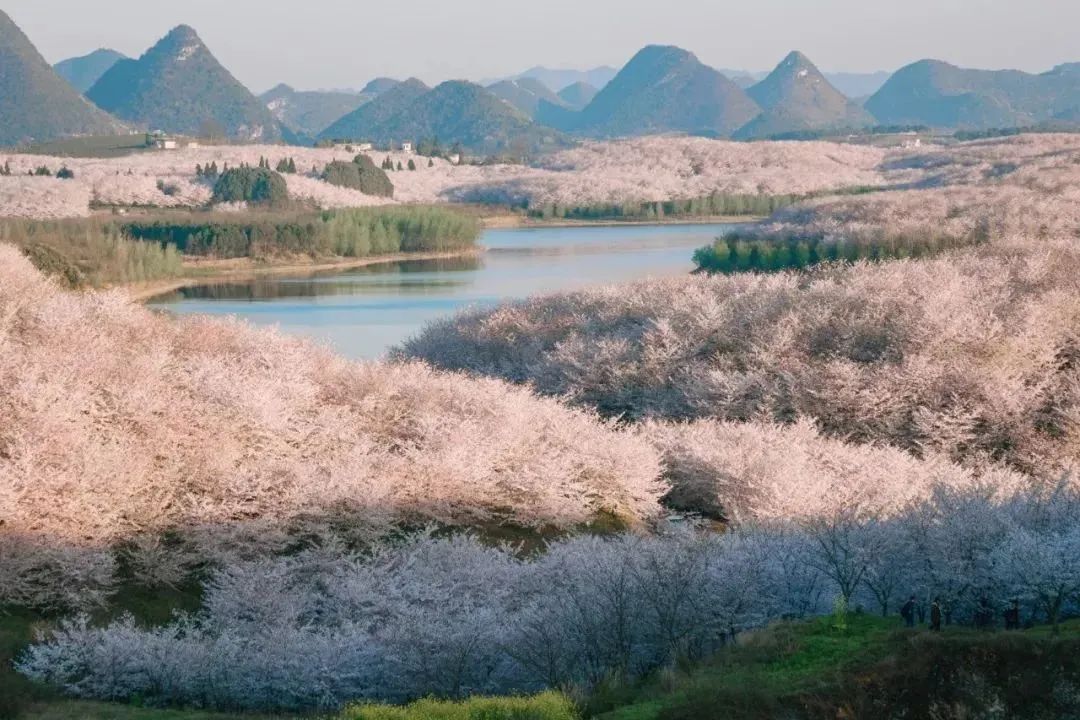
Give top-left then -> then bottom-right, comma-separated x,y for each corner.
3,206 -> 480,287
122,206 -> 481,259
693,227 -> 990,274
526,193 -> 801,221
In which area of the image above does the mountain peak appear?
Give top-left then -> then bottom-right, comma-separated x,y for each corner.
0,8 -> 126,145
155,25 -> 206,62
54,48 -> 128,93
165,24 -> 201,44
747,52 -> 833,110
561,44 -> 761,137
781,50 -> 815,68
324,76 -> 566,154
361,77 -> 401,95
737,52 -> 874,139
0,7 -> 17,32
86,23 -> 280,141
1050,62 -> 1080,76
632,45 -> 698,67
867,58 -> 1080,129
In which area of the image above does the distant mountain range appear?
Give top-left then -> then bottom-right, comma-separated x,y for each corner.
321,78 -> 431,141
866,60 -> 1080,129
323,80 -> 568,155
6,8 -> 1080,152
539,48 -> 881,140
0,10 -> 127,147
87,25 -> 282,141
485,66 -> 618,93
548,46 -> 762,138
719,68 -> 892,100
54,48 -> 126,93
487,77 -> 568,119
261,84 -> 369,137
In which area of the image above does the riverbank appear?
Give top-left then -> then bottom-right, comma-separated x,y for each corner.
125,247 -> 484,302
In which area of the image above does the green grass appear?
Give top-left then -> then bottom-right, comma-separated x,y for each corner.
591,615 -> 1080,720
590,615 -> 897,720
342,692 -> 577,720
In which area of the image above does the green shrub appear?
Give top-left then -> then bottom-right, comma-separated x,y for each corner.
320,206 -> 481,256
342,692 -> 577,720
322,155 -> 395,198
20,243 -> 86,288
211,167 -> 289,206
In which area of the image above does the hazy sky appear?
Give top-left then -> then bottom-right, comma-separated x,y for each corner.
7,0 -> 1078,92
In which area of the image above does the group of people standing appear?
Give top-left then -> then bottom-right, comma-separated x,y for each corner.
899,596 -> 1023,631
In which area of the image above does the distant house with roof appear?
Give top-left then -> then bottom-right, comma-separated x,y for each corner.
147,132 -> 198,150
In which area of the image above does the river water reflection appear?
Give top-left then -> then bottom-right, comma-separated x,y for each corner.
150,223 -> 738,359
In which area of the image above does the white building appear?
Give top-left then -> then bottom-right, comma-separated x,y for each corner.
333,142 -> 372,153
401,142 -> 414,154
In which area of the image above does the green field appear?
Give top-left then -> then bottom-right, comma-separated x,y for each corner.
18,134 -> 157,158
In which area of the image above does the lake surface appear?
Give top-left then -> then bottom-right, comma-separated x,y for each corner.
150,223 -> 737,360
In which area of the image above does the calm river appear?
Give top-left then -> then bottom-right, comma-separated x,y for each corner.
149,222 -> 737,359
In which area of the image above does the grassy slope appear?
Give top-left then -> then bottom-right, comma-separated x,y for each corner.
592,615 -> 1080,720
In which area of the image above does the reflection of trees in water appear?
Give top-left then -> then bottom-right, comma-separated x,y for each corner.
177,255 -> 484,301
348,255 -> 483,275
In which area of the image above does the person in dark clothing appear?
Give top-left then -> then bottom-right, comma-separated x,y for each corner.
930,597 -> 943,631
1004,599 -> 1021,630
900,595 -> 917,628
